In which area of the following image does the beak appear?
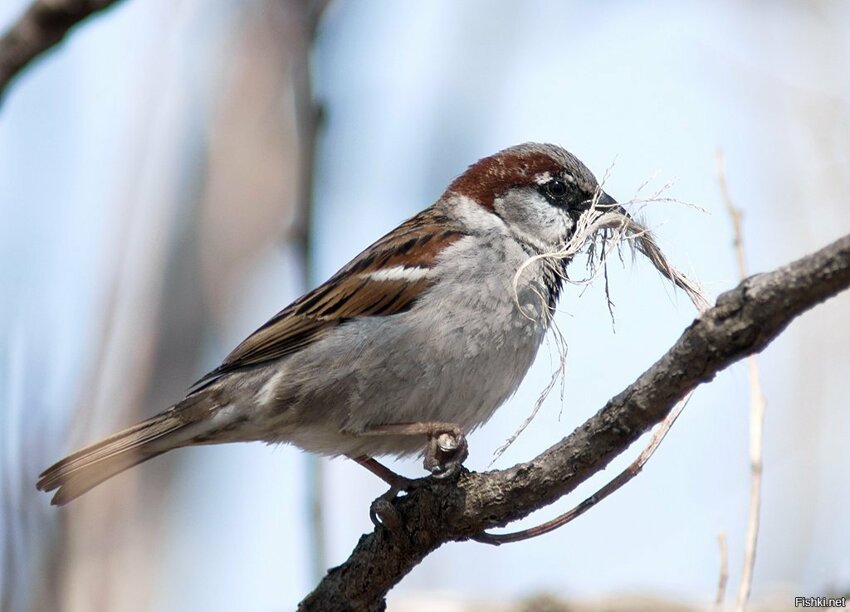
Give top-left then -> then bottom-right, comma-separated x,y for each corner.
597,191 -> 617,209
597,191 -> 628,216
574,190 -> 628,217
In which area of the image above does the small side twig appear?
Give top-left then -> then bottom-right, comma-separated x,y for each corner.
715,532 -> 729,610
0,0 -> 124,101
717,150 -> 767,612
473,391 -> 693,544
294,0 -> 333,585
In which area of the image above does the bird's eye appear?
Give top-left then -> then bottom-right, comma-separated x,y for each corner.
545,179 -> 568,199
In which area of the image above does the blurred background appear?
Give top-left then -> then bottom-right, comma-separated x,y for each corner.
1,1 -> 849,610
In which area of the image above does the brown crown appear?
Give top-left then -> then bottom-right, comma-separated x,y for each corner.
446,146 -> 568,210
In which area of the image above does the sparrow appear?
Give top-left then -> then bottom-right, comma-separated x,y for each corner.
37,142 -> 620,505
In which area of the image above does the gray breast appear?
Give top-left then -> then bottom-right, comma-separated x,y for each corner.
260,233 -> 559,458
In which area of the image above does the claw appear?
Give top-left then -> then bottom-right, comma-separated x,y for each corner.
369,487 -> 403,530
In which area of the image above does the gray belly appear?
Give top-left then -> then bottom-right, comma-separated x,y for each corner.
262,269 -> 553,458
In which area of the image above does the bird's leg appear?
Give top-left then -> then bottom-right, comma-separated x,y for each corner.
360,421 -> 469,479
349,455 -> 412,490
350,423 -> 468,529
349,455 -> 414,529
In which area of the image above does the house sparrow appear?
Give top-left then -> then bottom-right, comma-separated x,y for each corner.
37,142 -> 620,505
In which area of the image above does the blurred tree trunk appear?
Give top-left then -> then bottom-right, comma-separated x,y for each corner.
28,2 -> 323,610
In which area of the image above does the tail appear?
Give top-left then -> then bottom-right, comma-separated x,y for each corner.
37,397 -> 213,506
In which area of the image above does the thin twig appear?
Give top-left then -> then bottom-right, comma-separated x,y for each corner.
716,532 -> 729,610
0,0 -> 123,101
717,150 -> 767,612
473,391 -> 693,544
718,152 -> 747,281
737,329 -> 766,612
295,0 -> 333,585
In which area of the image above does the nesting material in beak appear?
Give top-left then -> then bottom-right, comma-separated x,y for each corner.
516,194 -> 710,315
570,201 -> 710,313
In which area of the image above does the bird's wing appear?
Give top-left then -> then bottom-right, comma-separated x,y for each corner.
190,210 -> 466,391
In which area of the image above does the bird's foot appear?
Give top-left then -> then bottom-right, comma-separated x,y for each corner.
350,455 -> 417,529
350,421 -> 469,528
423,425 -> 468,479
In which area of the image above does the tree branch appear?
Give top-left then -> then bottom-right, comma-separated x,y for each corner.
0,0 -> 123,101
299,233 -> 850,611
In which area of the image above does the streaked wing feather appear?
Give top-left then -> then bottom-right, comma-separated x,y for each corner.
190,210 -> 466,390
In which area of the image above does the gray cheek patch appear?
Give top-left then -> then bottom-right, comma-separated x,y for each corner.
493,191 -> 575,254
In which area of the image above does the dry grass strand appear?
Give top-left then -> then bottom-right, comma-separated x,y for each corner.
498,188 -> 709,459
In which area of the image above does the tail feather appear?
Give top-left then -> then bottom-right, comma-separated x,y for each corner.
37,407 -> 203,506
